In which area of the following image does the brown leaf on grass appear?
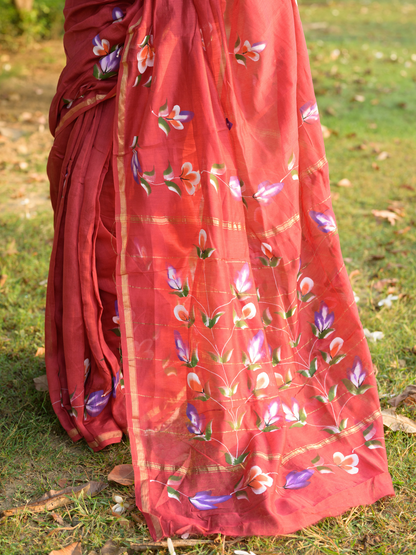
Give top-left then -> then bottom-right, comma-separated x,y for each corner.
108,464 -> 134,486
0,274 -> 7,288
57,479 -> 69,488
33,375 -> 48,391
372,210 -> 401,226
35,347 -> 45,357
100,540 -> 125,555
373,278 -> 398,291
400,184 -> 414,191
349,269 -> 360,281
337,178 -> 352,187
388,385 -> 416,408
50,511 -> 66,526
381,408 -> 416,433
5,240 -> 18,256
377,151 -> 390,161
130,511 -> 145,525
394,226 -> 411,235
49,542 -> 82,555
0,481 -> 107,517
372,162 -> 380,170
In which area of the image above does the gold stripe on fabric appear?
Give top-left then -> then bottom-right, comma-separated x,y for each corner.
134,460 -> 237,474
116,14 -> 152,516
67,428 -> 79,438
253,213 -> 300,239
116,212 -> 299,238
55,94 -> 109,134
282,409 -> 381,464
300,155 -> 328,178
96,431 -> 123,443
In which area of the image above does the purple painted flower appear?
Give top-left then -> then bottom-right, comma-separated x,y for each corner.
234,263 -> 252,295
314,302 -> 335,333
167,266 -> 182,290
253,180 -> 284,204
284,469 -> 314,490
99,46 -> 122,75
263,400 -> 280,427
229,176 -> 242,200
189,490 -> 231,510
92,34 -> 110,56
112,370 -> 120,398
174,330 -> 190,363
348,356 -> 366,388
112,7 -> 124,22
309,211 -> 337,233
85,390 -> 110,417
226,118 -> 233,130
186,403 -> 204,435
131,150 -> 142,184
300,100 -> 319,123
113,300 -> 120,325
247,330 -> 265,364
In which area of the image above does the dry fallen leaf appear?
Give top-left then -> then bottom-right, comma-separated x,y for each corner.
388,385 -> 416,408
49,542 -> 82,555
353,94 -> 365,102
381,408 -> 416,433
349,269 -> 361,281
373,278 -> 398,291
377,151 -> 390,161
100,540 -> 124,555
372,209 -> 401,226
108,464 -> 134,486
337,178 -> 352,187
57,479 -> 69,488
35,347 -> 45,357
33,375 -> 49,391
50,511 -> 66,526
395,226 -> 411,235
0,274 -> 7,288
0,481 -> 107,517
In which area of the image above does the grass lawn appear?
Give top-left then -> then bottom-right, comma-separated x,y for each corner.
0,0 -> 415,553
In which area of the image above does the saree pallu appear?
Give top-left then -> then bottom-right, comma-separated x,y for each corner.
46,0 -> 394,539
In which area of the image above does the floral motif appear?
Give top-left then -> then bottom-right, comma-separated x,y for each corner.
333,452 -> 359,474
253,181 -> 284,204
247,330 -> 264,366
189,491 -> 231,510
234,263 -> 252,298
186,403 -> 204,435
180,163 -> 200,195
137,35 -> 155,74
283,469 -> 314,489
187,372 -> 203,393
229,176 -> 242,200
348,356 -> 366,388
92,34 -> 110,56
313,302 -> 335,338
174,331 -> 191,363
245,466 -> 273,494
234,37 -> 267,66
300,100 -> 319,123
85,390 -> 110,418
112,7 -> 124,23
157,101 -> 194,136
309,210 -> 337,233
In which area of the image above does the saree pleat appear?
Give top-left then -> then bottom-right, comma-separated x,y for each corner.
46,0 -> 394,539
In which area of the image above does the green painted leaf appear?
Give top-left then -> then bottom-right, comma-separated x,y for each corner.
222,349 -> 234,363
311,455 -> 320,465
316,466 -> 333,474
190,349 -> 199,367
225,453 -> 235,466
329,353 -> 346,366
365,439 -> 383,449
318,328 -> 335,340
357,384 -> 373,395
234,36 -> 241,53
290,333 -> 302,348
236,490 -> 249,500
259,257 -> 269,267
140,177 -> 151,195
342,379 -> 358,395
209,173 -> 219,192
314,395 -> 328,403
202,248 -> 215,259
309,357 -> 318,377
158,117 -> 170,136
167,475 -> 183,485
159,99 -> 168,114
93,64 -> 102,79
167,486 -> 181,502
211,163 -> 226,175
205,420 -> 212,441
144,166 -> 155,178
209,311 -> 224,328
234,452 -> 249,465
363,423 -> 374,439
328,384 -> 338,402
242,197 -> 248,210
165,180 -> 181,196
320,350 -> 331,363
270,256 -> 281,268
290,421 -> 305,428
110,327 -> 121,337
208,351 -> 220,362
339,418 -> 348,431
235,53 -> 246,66
310,322 -> 319,337
201,311 -> 209,327
163,162 -> 174,179
263,425 -> 280,433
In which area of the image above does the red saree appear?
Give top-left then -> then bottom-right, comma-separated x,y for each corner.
46,0 -> 394,540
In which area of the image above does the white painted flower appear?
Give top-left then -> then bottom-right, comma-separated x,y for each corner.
363,328 -> 384,343
377,294 -> 399,308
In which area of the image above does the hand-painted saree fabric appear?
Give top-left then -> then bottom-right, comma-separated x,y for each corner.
46,0 -> 394,540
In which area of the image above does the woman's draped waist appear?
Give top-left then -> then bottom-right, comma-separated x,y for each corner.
49,0 -> 141,135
